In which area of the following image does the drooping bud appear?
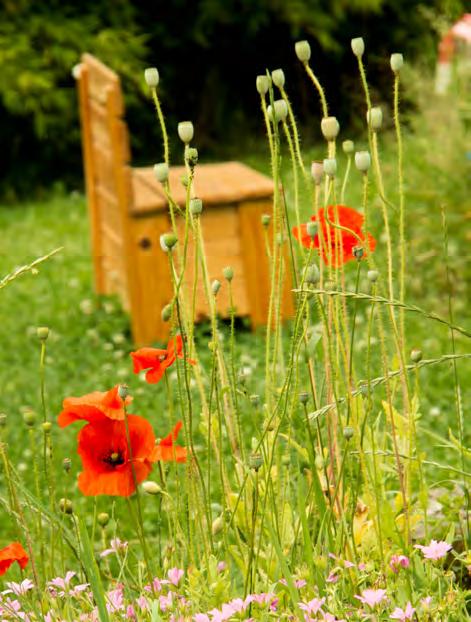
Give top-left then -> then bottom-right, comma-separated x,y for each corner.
117,384 -> 129,400
321,116 -> 340,141
42,422 -> 52,434
177,121 -> 194,144
355,151 -> 371,173
190,197 -> 203,215
304,263 -> 320,284
0,413 -> 7,427
311,161 -> 324,185
410,348 -> 423,363
261,213 -> 271,227
367,269 -> 379,283
306,221 -> 318,238
36,326 -> 49,341
161,304 -> 172,322
154,162 -> 169,183
249,394 -> 260,407
23,409 -> 36,427
211,280 -> 221,296
186,147 -> 198,167
256,75 -> 270,95
222,266 -> 234,282
353,246 -> 364,260
323,158 -> 337,177
249,453 -> 263,471
390,53 -> 404,73
97,512 -> 110,527
295,40 -> 311,63
343,426 -> 354,440
342,140 -> 354,154
271,69 -> 285,88
367,106 -> 383,131
267,99 -> 288,124
160,232 -> 178,252
351,37 -> 365,58
142,481 -> 162,495
62,457 -> 72,473
212,515 -> 224,536
144,67 -> 159,88
298,392 -> 309,405
59,498 -> 73,515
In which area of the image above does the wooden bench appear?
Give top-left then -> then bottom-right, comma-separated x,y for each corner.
76,54 -> 294,344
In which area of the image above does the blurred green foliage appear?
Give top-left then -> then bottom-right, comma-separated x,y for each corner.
0,0 -> 466,198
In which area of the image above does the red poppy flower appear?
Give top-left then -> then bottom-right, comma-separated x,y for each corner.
155,421 -> 187,463
292,205 -> 376,267
131,335 -> 195,384
77,415 -> 157,497
0,542 -> 29,576
58,385 -> 131,428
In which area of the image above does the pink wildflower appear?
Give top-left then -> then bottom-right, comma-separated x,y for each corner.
414,539 -> 451,560
3,578 -> 35,596
167,567 -> 184,586
299,597 -> 326,615
217,561 -> 227,573
421,596 -> 432,609
193,616 -> 210,622
390,602 -> 415,620
326,572 -> 339,583
106,586 -> 124,613
100,538 -> 128,558
389,555 -> 410,573
279,578 -> 307,589
355,588 -> 387,608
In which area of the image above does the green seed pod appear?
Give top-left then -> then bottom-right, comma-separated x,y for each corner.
160,232 -> 178,252
63,457 -> 72,473
271,69 -> 285,88
323,158 -> 337,177
117,384 -> 129,400
187,147 -> 198,167
304,263 -> 320,285
142,481 -> 162,495
321,116 -> 340,141
23,409 -> 36,427
390,53 -> 404,73
42,421 -> 52,434
261,213 -> 271,227
177,121 -> 194,144
59,498 -> 73,515
353,246 -> 364,260
211,279 -> 221,296
343,426 -> 354,440
355,151 -> 371,173
410,348 -> 423,363
97,512 -> 110,527
367,106 -> 383,131
342,140 -> 354,154
153,162 -> 169,183
367,270 -> 379,283
249,394 -> 260,407
161,304 -> 172,322
0,413 -> 6,427
311,161 -> 324,185
351,37 -> 365,58
190,197 -> 203,215
249,453 -> 263,471
256,75 -> 270,95
36,326 -> 50,341
295,40 -> 311,63
298,392 -> 309,405
222,266 -> 234,282
144,67 -> 159,88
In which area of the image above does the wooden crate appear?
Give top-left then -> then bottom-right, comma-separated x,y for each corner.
76,54 -> 294,344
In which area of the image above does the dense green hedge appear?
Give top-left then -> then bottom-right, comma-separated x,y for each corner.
0,0 -> 465,198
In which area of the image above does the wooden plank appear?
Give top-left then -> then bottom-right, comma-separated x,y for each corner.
82,53 -> 124,115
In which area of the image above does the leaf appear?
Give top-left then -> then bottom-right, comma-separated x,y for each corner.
77,515 -> 110,622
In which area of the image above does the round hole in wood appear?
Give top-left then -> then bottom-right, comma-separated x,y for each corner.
138,236 -> 152,250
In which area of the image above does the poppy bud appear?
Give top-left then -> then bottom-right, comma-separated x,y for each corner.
178,121 -> 194,144
267,99 -> 288,124
321,116 -> 340,141
306,221 -> 318,238
367,270 -> 379,283
161,304 -> 172,322
304,263 -> 320,284
180,174 -> 189,187
222,266 -> 234,282
295,40 -> 311,62
323,158 -> 337,177
249,453 -> 263,471
261,213 -> 271,227
355,151 -> 371,173
410,348 -> 423,363
343,426 -> 354,440
271,69 -> 285,88
144,67 -> 159,88
256,75 -> 270,95
23,409 -> 36,427
390,53 -> 404,73
97,512 -> 110,527
153,163 -> 169,183
142,481 -> 162,495
249,394 -> 260,407
160,233 -> 178,252
367,106 -> 383,131
0,413 -> 6,427
211,280 -> 221,296
351,37 -> 365,58
212,515 -> 224,536
42,422 -> 52,434
36,326 -> 49,341
117,384 -> 129,400
63,457 -> 71,473
311,161 -> 324,185
190,198 -> 203,215
342,140 -> 354,154
187,147 -> 198,167
353,246 -> 364,260
299,391 -> 309,405
59,498 -> 73,515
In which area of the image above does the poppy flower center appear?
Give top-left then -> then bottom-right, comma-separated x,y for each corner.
158,354 -> 167,362
103,451 -> 125,467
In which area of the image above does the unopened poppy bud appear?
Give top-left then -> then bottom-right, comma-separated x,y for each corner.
0,413 -> 6,427
180,175 -> 189,187
187,147 -> 198,167
367,106 -> 383,130
154,162 -> 169,183
267,99 -> 288,124
311,161 -> 324,185
36,326 -> 49,341
256,75 -> 270,95
117,384 -> 129,400
62,457 -> 71,473
306,221 -> 318,238
295,40 -> 311,62
212,515 -> 224,535
222,266 -> 234,282
190,197 -> 203,215
321,116 -> 340,141
97,512 -> 110,527
142,481 -> 162,495
323,158 -> 337,177
59,498 -> 73,514
144,67 -> 159,88
367,269 -> 379,283
42,422 -> 52,434
299,392 -> 309,405
351,37 -> 365,58
23,409 -> 36,427
353,246 -> 364,260
271,69 -> 285,88
390,53 -> 404,73
160,233 -> 178,252
211,280 -> 221,296
355,151 -> 371,173
410,348 -> 423,363
178,121 -> 194,144
249,453 -> 263,471
161,304 -> 172,322
249,394 -> 260,407
304,263 -> 320,284
343,426 -> 354,440
261,213 -> 271,227
342,140 -> 354,154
